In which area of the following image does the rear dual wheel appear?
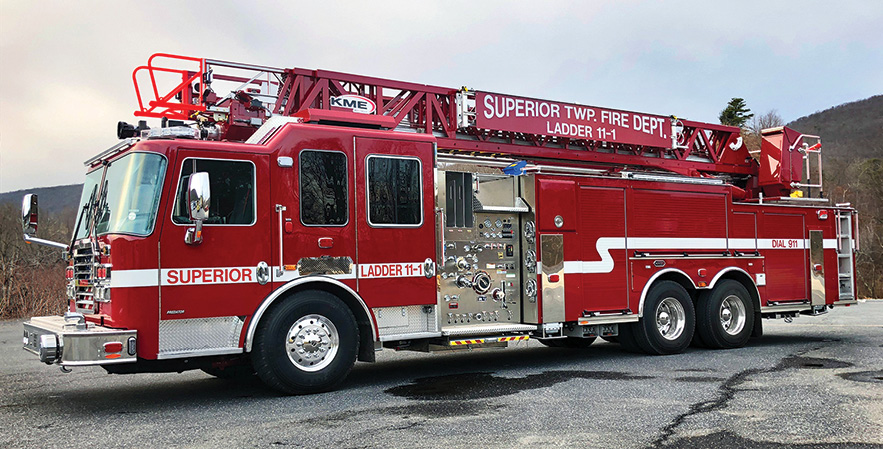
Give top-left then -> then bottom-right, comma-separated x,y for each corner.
632,281 -> 696,355
696,280 -> 754,349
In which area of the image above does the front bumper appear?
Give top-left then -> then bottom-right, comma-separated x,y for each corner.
23,313 -> 137,366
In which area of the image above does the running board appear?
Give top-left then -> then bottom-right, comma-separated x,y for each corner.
442,323 -> 538,336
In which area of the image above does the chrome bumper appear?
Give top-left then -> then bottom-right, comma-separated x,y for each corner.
22,313 -> 137,366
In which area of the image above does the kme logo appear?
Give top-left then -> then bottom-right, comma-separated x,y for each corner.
329,95 -> 376,114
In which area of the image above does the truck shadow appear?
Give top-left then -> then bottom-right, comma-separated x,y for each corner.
12,331 -> 846,414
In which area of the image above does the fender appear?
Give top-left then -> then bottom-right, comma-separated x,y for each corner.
637,266 -> 762,318
708,266 -> 762,303
637,268 -> 695,317
244,276 -> 376,352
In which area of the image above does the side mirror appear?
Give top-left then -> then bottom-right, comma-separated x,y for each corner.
188,172 -> 211,221
20,193 -> 68,250
185,172 -> 210,245
22,194 -> 38,236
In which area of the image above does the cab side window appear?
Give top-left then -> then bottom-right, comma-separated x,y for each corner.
300,150 -> 348,226
367,156 -> 422,226
173,159 -> 255,225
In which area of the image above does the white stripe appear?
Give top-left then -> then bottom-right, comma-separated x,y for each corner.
358,262 -> 425,279
728,238 -> 757,250
757,239 -> 805,250
110,269 -> 160,288
273,262 -> 425,283
271,268 -> 357,283
161,267 -> 257,286
563,237 -> 843,275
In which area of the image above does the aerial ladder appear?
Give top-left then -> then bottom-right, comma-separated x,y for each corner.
128,53 -> 822,200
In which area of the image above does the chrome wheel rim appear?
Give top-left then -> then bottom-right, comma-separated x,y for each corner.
655,297 -> 686,341
720,295 -> 747,336
285,314 -> 339,372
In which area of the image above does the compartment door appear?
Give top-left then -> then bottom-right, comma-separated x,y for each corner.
577,186 -> 629,313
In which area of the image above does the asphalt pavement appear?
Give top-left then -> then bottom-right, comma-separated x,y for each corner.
1,301 -> 881,448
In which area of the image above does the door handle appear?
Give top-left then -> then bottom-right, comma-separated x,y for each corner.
318,237 -> 334,249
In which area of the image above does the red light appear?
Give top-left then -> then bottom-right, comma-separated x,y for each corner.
103,342 -> 123,353
96,267 -> 107,279
549,274 -> 560,283
65,267 -> 74,280
817,210 -> 828,220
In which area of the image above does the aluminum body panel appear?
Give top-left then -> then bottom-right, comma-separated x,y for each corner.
158,316 -> 244,358
373,305 -> 438,339
540,234 -> 565,323
809,230 -> 825,306
519,175 -> 540,324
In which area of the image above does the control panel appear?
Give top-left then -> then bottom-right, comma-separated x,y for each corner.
439,212 -> 522,326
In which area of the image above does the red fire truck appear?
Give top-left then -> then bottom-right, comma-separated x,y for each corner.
21,54 -> 858,394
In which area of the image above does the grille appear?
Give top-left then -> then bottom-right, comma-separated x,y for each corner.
72,241 -> 99,314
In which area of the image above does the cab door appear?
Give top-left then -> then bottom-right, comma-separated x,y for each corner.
273,146 -> 357,289
158,151 -> 272,357
354,137 -> 436,307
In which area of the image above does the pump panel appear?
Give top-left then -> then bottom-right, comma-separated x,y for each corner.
438,171 -> 524,328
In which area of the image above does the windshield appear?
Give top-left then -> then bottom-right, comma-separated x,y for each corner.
73,152 -> 167,240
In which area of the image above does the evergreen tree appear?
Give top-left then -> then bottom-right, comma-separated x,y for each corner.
719,98 -> 754,127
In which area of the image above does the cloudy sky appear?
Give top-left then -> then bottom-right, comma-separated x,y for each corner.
1,1 -> 881,192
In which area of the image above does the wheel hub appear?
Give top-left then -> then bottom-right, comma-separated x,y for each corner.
285,314 -> 339,372
719,295 -> 746,336
655,297 -> 686,341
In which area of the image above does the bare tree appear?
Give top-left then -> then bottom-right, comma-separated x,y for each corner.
744,109 -> 785,154
749,110 -> 784,135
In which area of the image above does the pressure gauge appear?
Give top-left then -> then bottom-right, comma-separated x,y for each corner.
472,271 -> 492,294
484,218 -> 493,228
495,219 -> 503,228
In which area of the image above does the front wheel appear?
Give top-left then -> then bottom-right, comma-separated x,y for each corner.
634,281 -> 695,355
696,280 -> 754,349
252,290 -> 359,394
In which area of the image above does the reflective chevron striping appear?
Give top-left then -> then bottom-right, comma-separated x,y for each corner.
498,336 -> 530,342
449,339 -> 486,346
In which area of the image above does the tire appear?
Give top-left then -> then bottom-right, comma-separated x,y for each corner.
538,337 -> 597,348
690,330 -> 709,348
201,362 -> 256,381
252,290 -> 359,394
617,322 -> 644,353
696,280 -> 754,349
634,281 -> 695,355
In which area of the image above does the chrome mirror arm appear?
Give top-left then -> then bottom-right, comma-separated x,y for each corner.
23,234 -> 69,250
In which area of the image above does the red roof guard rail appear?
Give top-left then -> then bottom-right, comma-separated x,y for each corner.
132,53 -> 206,120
